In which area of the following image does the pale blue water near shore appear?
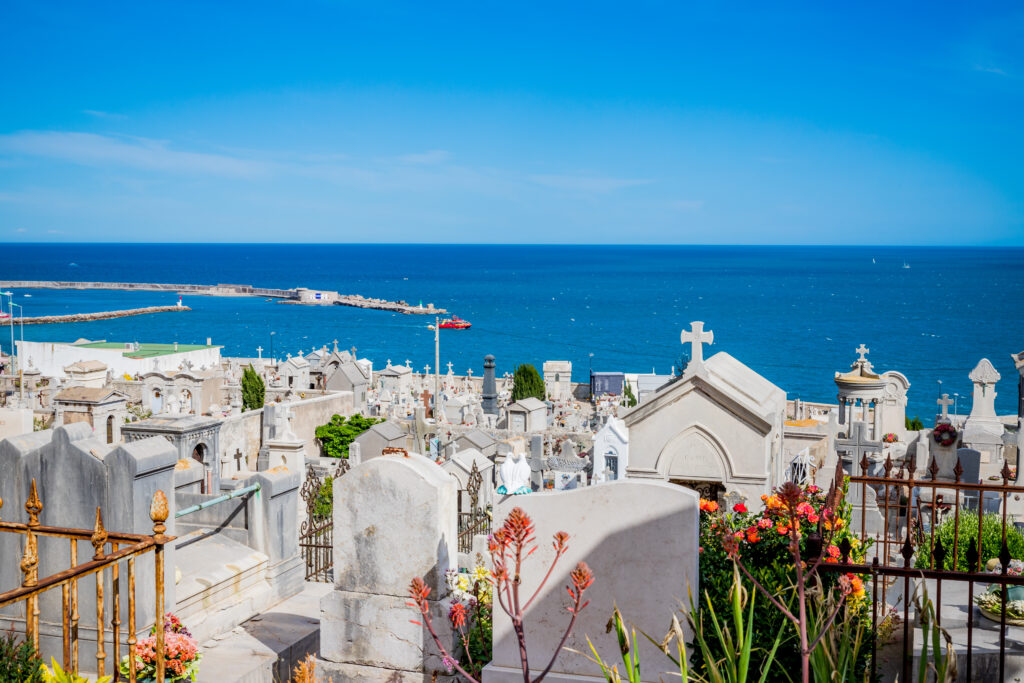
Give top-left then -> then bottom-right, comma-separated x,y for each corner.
1,243 -> 1021,420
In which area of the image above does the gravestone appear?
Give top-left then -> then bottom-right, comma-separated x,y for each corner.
483,480 -> 700,682
319,452 -> 457,681
963,359 -> 1005,461
0,424 -> 177,666
836,421 -> 883,475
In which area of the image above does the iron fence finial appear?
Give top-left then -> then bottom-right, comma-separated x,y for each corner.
25,479 -> 42,528
150,490 -> 168,536
91,507 -> 108,560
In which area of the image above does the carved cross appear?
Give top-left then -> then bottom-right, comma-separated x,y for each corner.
467,368 -> 473,378
405,359 -> 412,368
424,364 -> 431,374
680,321 -> 714,366
856,344 -> 870,362
332,339 -> 339,351
256,346 -> 263,359
835,421 -> 883,470
233,448 -> 245,472
350,346 -> 357,356
446,361 -> 454,373
937,393 -> 954,418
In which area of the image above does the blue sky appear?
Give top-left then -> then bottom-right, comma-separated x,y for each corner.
1,2 -> 1022,244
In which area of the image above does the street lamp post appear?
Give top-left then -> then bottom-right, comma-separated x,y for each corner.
427,317 -> 440,415
10,302 -> 23,405
954,392 -> 960,425
1,292 -> 12,379
270,331 -> 276,364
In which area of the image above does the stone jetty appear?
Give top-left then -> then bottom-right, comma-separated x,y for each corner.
11,305 -> 191,325
0,280 -> 447,315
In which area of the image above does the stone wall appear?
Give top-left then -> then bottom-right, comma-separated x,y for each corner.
218,408 -> 264,471
279,392 -> 355,458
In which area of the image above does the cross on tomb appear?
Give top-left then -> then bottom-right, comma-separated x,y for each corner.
680,321 -> 714,366
937,393 -> 954,419
233,448 -> 245,472
332,339 -> 339,351
420,388 -> 432,410
447,362 -> 454,373
856,344 -> 870,362
835,421 -> 883,471
350,346 -> 357,356
386,359 -> 392,367
256,346 -> 263,359
467,369 -> 473,378
424,364 -> 431,374
405,359 -> 412,368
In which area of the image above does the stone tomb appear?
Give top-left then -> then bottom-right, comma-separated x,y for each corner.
484,480 -> 700,682
319,452 -> 456,681
0,424 -> 177,666
123,415 -> 222,493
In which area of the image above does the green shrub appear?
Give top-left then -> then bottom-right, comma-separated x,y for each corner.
314,414 -> 382,459
241,364 -> 265,411
915,511 -> 1024,572
511,364 -> 545,401
905,415 -> 925,431
0,630 -> 43,683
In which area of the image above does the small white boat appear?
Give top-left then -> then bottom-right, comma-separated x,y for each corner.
902,262 -> 910,269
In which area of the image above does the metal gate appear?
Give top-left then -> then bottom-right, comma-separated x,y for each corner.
299,458 -> 350,582
457,460 -> 491,554
822,451 -> 1024,682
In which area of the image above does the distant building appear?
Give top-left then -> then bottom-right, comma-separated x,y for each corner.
590,372 -> 624,398
506,397 -> 547,433
19,339 -> 221,379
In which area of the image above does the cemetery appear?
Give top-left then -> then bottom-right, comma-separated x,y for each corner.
0,322 -> 1023,683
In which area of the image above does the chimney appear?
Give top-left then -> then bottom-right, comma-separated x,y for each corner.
482,354 -> 498,416
207,337 -> 212,346
174,342 -> 178,351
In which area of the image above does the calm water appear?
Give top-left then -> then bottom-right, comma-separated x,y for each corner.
1,243 -> 1021,420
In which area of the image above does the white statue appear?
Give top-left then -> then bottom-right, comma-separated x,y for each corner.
497,448 -> 532,495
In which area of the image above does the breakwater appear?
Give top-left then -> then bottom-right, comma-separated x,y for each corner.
0,280 -> 446,315
11,305 -> 190,325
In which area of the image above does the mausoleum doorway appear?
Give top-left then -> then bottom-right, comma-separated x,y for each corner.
671,479 -> 725,502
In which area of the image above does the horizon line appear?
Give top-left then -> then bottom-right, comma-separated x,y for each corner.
2,241 -> 1024,248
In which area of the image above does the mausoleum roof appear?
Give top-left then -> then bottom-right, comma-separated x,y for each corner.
53,387 -> 125,404
74,341 -> 220,359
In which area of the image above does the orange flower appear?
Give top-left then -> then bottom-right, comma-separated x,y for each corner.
699,498 -> 719,513
777,525 -> 791,535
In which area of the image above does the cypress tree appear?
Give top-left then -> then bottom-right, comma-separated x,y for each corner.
511,363 -> 545,401
241,364 -> 265,411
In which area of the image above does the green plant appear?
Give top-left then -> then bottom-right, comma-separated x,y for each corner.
446,564 -> 493,678
0,630 -> 43,683
40,659 -> 111,683
807,576 -> 869,683
581,566 -> 783,683
314,414 -> 382,459
622,381 -> 637,408
313,476 -> 334,518
905,415 -> 925,431
511,363 -> 545,401
915,583 -> 956,682
914,511 -> 1024,572
241,364 -> 265,411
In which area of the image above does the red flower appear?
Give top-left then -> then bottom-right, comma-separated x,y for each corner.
449,603 -> 468,630
733,503 -> 748,513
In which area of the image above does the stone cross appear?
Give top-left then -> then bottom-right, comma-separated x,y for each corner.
233,448 -> 245,472
405,359 -> 412,368
447,362 -> 454,373
332,339 -> 339,351
256,345 -> 263,359
856,344 -> 870,362
424,364 -> 430,374
420,388 -> 432,417
386,359 -> 392,367
602,466 -> 613,482
680,321 -> 714,366
937,393 -> 954,419
467,369 -> 473,379
835,421 -> 883,471
350,346 -> 357,356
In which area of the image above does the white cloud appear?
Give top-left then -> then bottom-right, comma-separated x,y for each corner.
398,150 -> 451,165
82,110 -> 126,120
528,174 -> 653,192
15,227 -> 27,232
0,131 -> 272,178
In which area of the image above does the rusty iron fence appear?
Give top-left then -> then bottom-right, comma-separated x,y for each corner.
457,460 -> 491,554
819,450 -> 1024,683
0,480 -> 173,682
299,458 -> 350,582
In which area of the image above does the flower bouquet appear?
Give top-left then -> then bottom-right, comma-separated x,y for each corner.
882,432 -> 898,443
119,613 -> 202,682
975,560 -> 1024,625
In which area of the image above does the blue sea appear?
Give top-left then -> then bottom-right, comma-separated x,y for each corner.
1,243 -> 1021,420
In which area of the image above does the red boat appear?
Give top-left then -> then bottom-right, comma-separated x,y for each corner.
439,315 -> 471,330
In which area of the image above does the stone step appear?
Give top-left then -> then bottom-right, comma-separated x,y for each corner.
197,581 -> 331,683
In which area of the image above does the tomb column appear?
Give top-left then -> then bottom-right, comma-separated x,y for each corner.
838,397 -> 847,425
871,399 -> 881,439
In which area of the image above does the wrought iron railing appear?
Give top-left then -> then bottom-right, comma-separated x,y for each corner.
457,460 -> 491,554
821,452 -> 1024,682
0,480 -> 173,682
300,459 -> 350,582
